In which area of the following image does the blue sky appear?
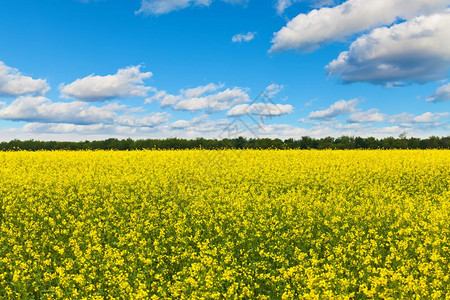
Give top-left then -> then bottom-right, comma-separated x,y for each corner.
0,0 -> 449,141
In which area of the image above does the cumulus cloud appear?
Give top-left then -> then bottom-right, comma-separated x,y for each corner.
171,119 -> 193,129
0,96 -> 169,129
147,90 -> 182,108
5,112 -> 448,141
412,112 -> 449,123
348,109 -> 386,123
385,111 -> 449,126
181,83 -> 224,98
10,115 -> 228,139
427,83 -> 450,102
308,99 -> 358,119
174,88 -> 250,112
60,66 -> 153,102
137,0 -> 248,15
326,12 -> 450,85
275,0 -> 294,14
18,116 -> 171,137
14,122 -> 169,140
0,61 -> 50,97
270,0 -> 447,52
259,119 -> 449,139
264,83 -> 284,98
115,112 -> 170,127
388,113 -> 416,124
22,123 -> 116,135
232,32 -> 256,43
257,123 -> 309,137
137,0 -> 210,15
148,83 -> 250,113
276,0 -> 337,15
170,115 -> 229,133
0,97 -> 126,125
227,103 -> 293,116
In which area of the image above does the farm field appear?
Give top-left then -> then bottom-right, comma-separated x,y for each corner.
0,150 -> 449,299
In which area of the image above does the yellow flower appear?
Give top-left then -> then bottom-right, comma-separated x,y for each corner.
0,149 -> 448,298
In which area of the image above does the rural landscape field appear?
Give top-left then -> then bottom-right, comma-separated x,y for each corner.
1,150 -> 449,299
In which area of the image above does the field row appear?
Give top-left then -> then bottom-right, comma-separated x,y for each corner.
0,150 -> 449,299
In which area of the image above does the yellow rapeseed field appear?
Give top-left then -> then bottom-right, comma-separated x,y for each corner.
0,150 -> 449,299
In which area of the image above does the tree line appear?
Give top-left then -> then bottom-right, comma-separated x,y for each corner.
1,136 -> 449,151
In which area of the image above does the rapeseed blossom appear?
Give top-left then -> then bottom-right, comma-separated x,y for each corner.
0,150 -> 449,298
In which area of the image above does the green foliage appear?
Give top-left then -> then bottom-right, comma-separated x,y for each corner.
0,135 -> 449,151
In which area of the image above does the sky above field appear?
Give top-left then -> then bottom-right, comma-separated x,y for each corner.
0,0 -> 449,141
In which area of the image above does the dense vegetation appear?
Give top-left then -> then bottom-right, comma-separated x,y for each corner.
1,150 -> 449,298
1,135 -> 449,151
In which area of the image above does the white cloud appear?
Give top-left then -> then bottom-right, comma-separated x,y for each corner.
115,112 -> 170,127
308,99 -> 358,119
146,90 -> 182,108
327,12 -> 450,85
0,61 -> 50,97
22,123 -> 114,134
146,83 -> 224,108
264,83 -> 284,98
270,0 -> 447,53
15,122 -> 169,140
0,96 -> 170,129
256,120 -> 450,139
4,113 -> 449,141
412,112 -> 449,123
170,115 -> 229,132
171,119 -> 193,129
4,115 -> 232,140
253,122 -> 406,139
348,109 -> 386,123
427,83 -> 450,102
275,0 -> 294,14
276,0 -> 337,15
174,87 -> 250,112
181,83 -> 224,98
232,32 -> 256,43
148,83 -> 250,113
137,0 -> 248,15
388,113 -> 416,124
137,0 -> 211,15
256,123 -> 309,137
384,111 -> 450,126
227,103 -> 293,116
0,97 -> 123,125
60,66 -> 153,101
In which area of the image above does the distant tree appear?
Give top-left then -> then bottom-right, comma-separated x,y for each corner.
234,136 -> 247,149
397,132 -> 408,149
407,137 -> 420,149
318,137 -> 334,149
428,136 -> 440,149
354,137 -> 366,149
300,136 -> 316,149
335,136 -> 355,149
382,137 -> 396,149
0,136 -> 448,151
